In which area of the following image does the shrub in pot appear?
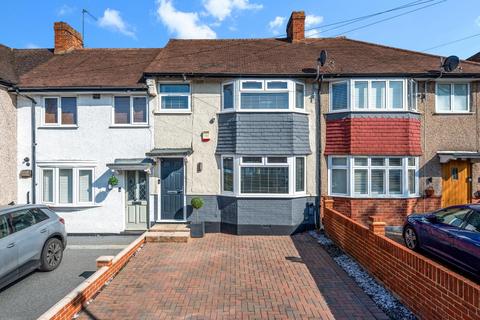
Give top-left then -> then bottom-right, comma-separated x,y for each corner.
190,197 -> 205,238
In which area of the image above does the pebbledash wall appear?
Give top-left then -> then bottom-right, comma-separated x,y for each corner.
0,87 -> 17,205
322,80 -> 480,226
16,94 -> 156,233
153,79 -> 319,234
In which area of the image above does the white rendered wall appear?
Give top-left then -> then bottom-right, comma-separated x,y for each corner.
17,93 -> 154,233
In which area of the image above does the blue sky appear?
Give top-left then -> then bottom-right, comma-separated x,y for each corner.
0,0 -> 479,58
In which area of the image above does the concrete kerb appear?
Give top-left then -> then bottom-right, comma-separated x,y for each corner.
37,232 -> 147,320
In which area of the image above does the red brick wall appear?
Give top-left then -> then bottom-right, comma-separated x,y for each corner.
54,22 -> 83,54
286,11 -> 305,42
329,196 -> 441,226
43,236 -> 145,320
323,202 -> 480,320
325,117 -> 422,155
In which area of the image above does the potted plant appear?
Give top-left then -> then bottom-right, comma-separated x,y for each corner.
108,175 -> 119,190
424,185 -> 435,197
190,197 -> 205,238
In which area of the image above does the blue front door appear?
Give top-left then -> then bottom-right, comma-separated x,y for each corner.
160,158 -> 185,221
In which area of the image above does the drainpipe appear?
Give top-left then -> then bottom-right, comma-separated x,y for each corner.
315,74 -> 324,230
15,89 -> 37,203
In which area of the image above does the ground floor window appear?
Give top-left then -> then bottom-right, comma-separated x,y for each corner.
41,167 -> 94,205
221,155 -> 306,196
328,156 -> 418,198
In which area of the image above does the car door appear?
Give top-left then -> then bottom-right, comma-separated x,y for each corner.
10,209 -> 50,271
423,207 -> 471,262
0,213 -> 17,281
453,211 -> 480,274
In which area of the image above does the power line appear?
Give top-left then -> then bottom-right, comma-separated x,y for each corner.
423,32 -> 480,52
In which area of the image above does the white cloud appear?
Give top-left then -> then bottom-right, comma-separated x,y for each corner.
25,43 -> 40,49
268,16 -> 285,35
156,0 -> 216,39
203,0 -> 262,21
98,8 -> 136,38
57,4 -> 75,16
305,14 -> 323,38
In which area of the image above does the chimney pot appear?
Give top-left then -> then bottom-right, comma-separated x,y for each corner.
286,11 -> 305,42
54,21 -> 83,54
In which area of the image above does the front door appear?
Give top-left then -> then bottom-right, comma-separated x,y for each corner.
160,158 -> 185,221
125,171 -> 148,230
442,160 -> 471,207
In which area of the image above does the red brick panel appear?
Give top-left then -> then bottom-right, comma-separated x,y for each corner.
329,196 -> 442,226
323,205 -> 480,320
325,117 -> 422,155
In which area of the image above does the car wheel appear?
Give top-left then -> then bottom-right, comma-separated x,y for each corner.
40,238 -> 64,271
403,226 -> 419,251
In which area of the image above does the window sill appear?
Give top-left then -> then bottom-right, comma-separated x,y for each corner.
326,110 -> 420,115
218,109 -> 310,115
38,125 -> 79,129
433,112 -> 474,115
154,110 -> 192,115
220,193 -> 308,199
47,204 -> 100,209
109,125 -> 150,128
328,194 -> 420,199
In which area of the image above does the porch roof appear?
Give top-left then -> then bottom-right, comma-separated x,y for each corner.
106,158 -> 155,171
437,151 -> 480,163
145,148 -> 193,157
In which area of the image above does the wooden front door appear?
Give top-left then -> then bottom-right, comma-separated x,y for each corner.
125,171 -> 148,230
442,160 -> 471,207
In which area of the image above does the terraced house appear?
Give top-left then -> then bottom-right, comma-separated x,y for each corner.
2,11 -> 480,234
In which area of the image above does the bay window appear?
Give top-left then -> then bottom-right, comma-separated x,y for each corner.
330,79 -> 417,112
113,96 -> 148,125
158,83 -> 190,112
436,83 -> 470,113
221,155 -> 306,196
44,97 -> 77,126
41,167 -> 95,206
221,79 -> 305,111
329,156 -> 418,197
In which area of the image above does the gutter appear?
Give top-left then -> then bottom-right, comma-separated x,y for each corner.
12,87 -> 148,93
144,72 -> 480,79
15,88 -> 37,204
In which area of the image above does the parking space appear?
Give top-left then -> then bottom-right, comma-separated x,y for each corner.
0,235 -> 138,320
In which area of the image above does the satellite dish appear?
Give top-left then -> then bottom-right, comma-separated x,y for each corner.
318,50 -> 327,67
442,55 -> 460,72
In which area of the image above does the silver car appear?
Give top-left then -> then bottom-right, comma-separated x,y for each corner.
0,204 -> 67,290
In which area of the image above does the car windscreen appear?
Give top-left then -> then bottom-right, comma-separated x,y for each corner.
464,211 -> 480,233
436,208 -> 472,227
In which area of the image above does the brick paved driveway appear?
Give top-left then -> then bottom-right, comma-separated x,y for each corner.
79,233 -> 388,319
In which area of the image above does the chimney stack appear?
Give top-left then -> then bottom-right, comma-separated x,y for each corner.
286,11 -> 305,42
54,22 -> 83,54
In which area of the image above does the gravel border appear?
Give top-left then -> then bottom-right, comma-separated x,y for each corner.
309,230 -> 416,320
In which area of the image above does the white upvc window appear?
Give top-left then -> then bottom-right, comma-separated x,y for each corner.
435,82 -> 470,113
328,156 -> 418,198
43,96 -> 77,126
41,167 -> 95,206
221,79 -> 306,112
112,95 -> 148,125
158,83 -> 191,113
330,79 -> 418,112
220,155 -> 307,197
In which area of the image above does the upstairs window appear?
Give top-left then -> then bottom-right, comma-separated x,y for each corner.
44,97 -> 77,126
222,79 -> 306,112
113,96 -> 148,125
159,83 -> 190,112
436,83 -> 470,113
330,79 -> 416,112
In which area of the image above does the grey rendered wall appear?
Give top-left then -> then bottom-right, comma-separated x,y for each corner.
217,112 -> 311,155
0,88 -> 16,205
